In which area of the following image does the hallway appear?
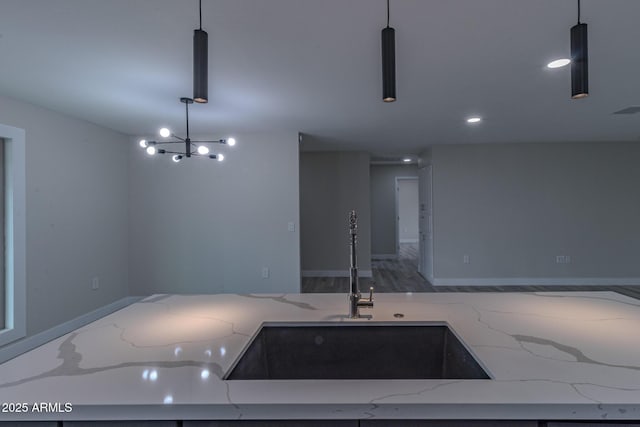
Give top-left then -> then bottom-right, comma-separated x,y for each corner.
301,243 -> 640,301
301,243 -> 430,293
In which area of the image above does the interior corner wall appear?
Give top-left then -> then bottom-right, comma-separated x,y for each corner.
418,148 -> 432,168
0,94 -> 130,338
300,152 -> 371,273
370,164 -> 418,255
431,142 -> 640,283
129,132 -> 300,295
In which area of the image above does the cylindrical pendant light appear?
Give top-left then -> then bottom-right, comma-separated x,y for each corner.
193,29 -> 208,103
382,27 -> 396,102
193,0 -> 208,103
381,0 -> 396,102
570,1 -> 588,99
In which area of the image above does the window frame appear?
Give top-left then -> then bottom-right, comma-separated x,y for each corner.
0,124 -> 26,346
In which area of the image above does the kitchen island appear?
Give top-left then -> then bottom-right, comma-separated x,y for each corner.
1,291 -> 640,424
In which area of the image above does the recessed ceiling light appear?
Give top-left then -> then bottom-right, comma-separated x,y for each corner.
466,117 -> 482,123
403,158 -> 411,162
547,58 -> 571,68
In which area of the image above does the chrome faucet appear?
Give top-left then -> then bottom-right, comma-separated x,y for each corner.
348,210 -> 374,318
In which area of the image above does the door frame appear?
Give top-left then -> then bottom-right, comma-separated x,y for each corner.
418,164 -> 434,282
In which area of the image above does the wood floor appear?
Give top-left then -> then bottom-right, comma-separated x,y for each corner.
301,244 -> 640,300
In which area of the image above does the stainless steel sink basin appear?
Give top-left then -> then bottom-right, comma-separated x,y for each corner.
226,323 -> 490,380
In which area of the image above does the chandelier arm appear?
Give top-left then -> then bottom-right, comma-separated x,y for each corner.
191,139 -> 225,144
188,153 -> 217,159
153,141 -> 182,145
159,150 -> 188,155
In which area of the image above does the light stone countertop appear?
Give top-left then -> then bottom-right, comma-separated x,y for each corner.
1,291 -> 640,421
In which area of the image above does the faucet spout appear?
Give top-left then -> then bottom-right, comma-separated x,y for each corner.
348,210 -> 374,318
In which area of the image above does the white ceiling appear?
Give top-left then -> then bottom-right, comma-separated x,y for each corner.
1,0 -> 639,155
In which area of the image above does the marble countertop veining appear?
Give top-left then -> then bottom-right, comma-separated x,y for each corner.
1,291 -> 640,421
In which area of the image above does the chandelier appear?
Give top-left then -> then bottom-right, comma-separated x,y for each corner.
138,97 -> 236,162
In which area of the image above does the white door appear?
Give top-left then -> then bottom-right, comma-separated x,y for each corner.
396,178 -> 419,247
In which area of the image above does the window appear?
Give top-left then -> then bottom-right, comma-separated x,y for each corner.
0,124 -> 26,347
0,139 -> 4,330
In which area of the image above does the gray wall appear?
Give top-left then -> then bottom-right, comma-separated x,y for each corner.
0,94 -> 130,337
432,142 -> 640,282
300,152 -> 371,273
129,132 -> 300,295
370,165 -> 418,255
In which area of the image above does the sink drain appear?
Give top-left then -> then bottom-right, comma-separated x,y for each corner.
393,313 -> 405,318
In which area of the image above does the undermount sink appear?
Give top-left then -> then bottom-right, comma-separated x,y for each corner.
226,323 -> 490,380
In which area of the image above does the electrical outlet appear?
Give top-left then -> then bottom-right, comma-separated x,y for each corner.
463,255 -> 470,264
565,255 -> 571,263
91,277 -> 100,290
287,222 -> 295,232
262,267 -> 270,279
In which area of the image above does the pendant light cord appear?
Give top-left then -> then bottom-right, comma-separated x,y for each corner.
386,0 -> 390,28
577,0 -> 581,23
199,0 -> 202,30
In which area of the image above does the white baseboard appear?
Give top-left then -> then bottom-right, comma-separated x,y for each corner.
372,254 -> 398,260
399,239 -> 419,244
302,270 -> 373,278
432,277 -> 640,286
0,296 -> 142,364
